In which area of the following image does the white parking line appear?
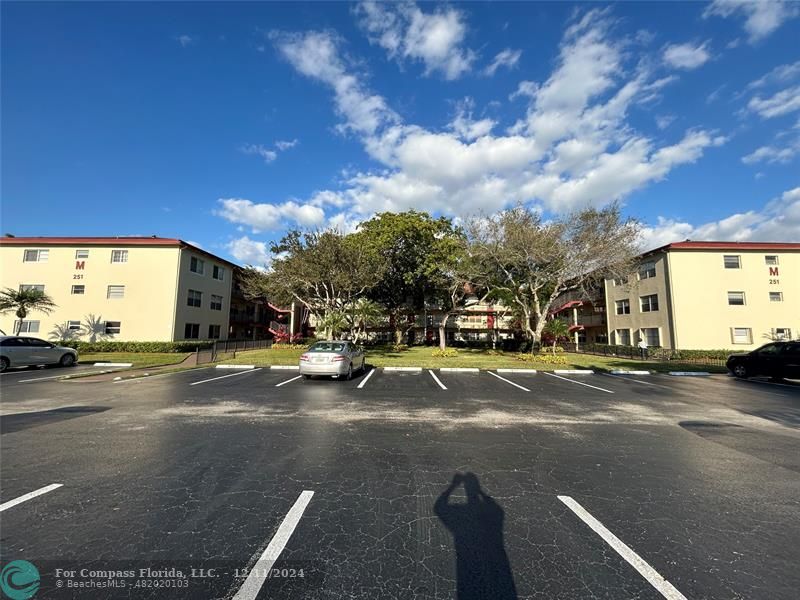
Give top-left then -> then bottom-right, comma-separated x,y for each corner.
231,490 -> 314,600
602,373 -> 663,387
487,371 -> 530,392
558,496 -> 687,600
189,368 -> 262,386
275,375 -> 302,387
428,370 -> 447,390
544,372 -> 614,394
357,369 -> 376,389
1,484 -> 63,512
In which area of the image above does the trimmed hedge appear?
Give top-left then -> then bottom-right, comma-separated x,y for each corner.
55,341 -> 213,353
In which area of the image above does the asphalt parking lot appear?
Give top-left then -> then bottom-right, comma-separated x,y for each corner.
1,366 -> 799,599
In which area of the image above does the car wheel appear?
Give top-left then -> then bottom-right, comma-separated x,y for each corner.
303,374 -> 312,380
732,363 -> 748,378
345,363 -> 353,381
59,353 -> 76,368
361,358 -> 367,373
0,357 -> 9,373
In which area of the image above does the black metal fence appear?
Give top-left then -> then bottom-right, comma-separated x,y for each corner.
196,338 -> 273,364
560,342 -> 727,366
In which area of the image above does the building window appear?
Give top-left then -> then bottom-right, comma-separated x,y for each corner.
773,328 -> 792,340
638,262 -> 656,280
111,249 -> 128,263
212,265 -> 225,280
765,255 -> 778,266
67,320 -> 81,331
71,285 -> 85,295
75,250 -> 89,259
105,321 -> 121,335
642,328 -> 660,347
727,291 -> 745,306
187,289 -> 202,307
190,256 -> 205,274
731,327 -> 752,344
640,294 -> 659,312
210,295 -> 223,311
723,255 -> 741,269
107,285 -> 125,299
616,329 -> 631,346
19,320 -> 40,333
23,249 -> 48,262
612,277 -> 628,286
20,284 -> 45,292
615,299 -> 630,315
769,292 -> 783,302
184,323 -> 200,339
208,324 -> 221,339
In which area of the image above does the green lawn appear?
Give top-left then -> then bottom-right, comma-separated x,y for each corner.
79,352 -> 191,369
219,345 -> 726,373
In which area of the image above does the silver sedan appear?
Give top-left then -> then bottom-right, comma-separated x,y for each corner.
0,336 -> 79,372
299,341 -> 366,380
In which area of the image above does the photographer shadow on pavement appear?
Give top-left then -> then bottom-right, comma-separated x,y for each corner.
434,472 -> 518,600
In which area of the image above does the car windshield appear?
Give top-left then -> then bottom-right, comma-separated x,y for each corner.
309,343 -> 346,353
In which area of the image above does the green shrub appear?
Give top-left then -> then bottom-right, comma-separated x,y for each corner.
55,341 -> 213,353
391,344 -> 409,353
534,354 -> 569,365
431,348 -> 458,358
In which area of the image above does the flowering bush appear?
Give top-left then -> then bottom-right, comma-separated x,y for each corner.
431,348 -> 458,358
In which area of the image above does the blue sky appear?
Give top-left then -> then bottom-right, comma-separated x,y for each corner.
2,1 -> 799,266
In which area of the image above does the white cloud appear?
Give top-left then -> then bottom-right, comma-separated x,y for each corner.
656,114 -> 676,130
742,136 -> 800,164
509,80 -> 538,101
747,60 -> 800,89
215,198 -> 325,232
483,48 -> 522,76
176,35 -> 194,48
240,144 -> 278,163
449,98 -> 496,140
704,0 -> 799,43
748,85 -> 800,118
275,139 -> 299,151
640,186 -> 800,250
662,41 -> 712,70
227,236 -> 271,267
354,1 -> 476,80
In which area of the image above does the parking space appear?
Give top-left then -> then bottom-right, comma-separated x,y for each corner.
1,366 -> 799,598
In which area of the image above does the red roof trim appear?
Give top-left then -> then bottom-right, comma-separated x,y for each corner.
645,241 -> 800,254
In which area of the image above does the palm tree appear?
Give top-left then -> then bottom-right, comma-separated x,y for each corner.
0,287 -> 57,335
347,298 -> 384,343
318,309 -> 348,340
543,318 -> 570,355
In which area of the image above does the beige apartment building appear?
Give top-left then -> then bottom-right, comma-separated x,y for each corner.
0,237 -> 237,341
604,241 -> 799,350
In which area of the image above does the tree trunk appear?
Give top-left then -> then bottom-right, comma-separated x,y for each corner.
394,326 -> 403,346
438,313 -> 452,351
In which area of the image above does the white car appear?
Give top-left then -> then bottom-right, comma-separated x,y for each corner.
0,336 -> 79,372
299,341 -> 366,380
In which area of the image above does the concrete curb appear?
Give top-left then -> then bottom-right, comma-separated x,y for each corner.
215,364 -> 256,370
497,369 -> 538,374
554,369 -> 594,374
610,370 -> 651,375
270,365 -> 300,370
93,362 -> 133,367
439,367 -> 480,373
382,366 -> 423,372
669,371 -> 710,376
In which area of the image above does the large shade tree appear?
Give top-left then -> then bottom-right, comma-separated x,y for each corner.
468,203 -> 640,350
0,287 -> 57,335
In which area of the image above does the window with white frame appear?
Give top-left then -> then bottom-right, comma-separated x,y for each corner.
765,255 -> 778,265
769,291 -> 783,302
19,284 -> 45,292
615,299 -> 630,315
19,320 -> 40,333
212,265 -> 224,280
75,249 -> 89,259
731,327 -> 752,344
67,320 -> 81,331
190,256 -> 205,274
71,285 -> 85,294
187,289 -> 202,307
773,328 -> 792,340
640,294 -> 659,312
104,321 -> 121,335
210,294 -> 223,311
107,285 -> 125,299
727,291 -> 745,305
208,324 -> 221,339
23,249 -> 48,262
723,255 -> 741,269
642,328 -> 660,346
616,329 -> 631,346
184,323 -> 200,339
639,262 -> 656,279
111,249 -> 128,263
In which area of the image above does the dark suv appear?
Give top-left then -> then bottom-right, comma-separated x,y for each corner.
726,341 -> 800,380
